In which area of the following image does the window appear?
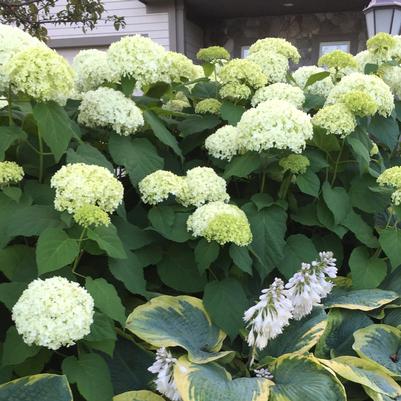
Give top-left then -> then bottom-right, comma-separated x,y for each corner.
241,46 -> 250,58
319,41 -> 351,57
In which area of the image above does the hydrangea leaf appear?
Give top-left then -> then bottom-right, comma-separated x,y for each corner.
0,126 -> 27,161
126,295 -> 232,364
87,224 -> 127,259
114,391 -> 165,401
174,357 -> 272,401
0,374 -> 73,401
66,143 -> 114,172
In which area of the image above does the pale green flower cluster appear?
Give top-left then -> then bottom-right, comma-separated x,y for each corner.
12,277 -> 94,350
292,66 -> 334,98
187,201 -> 252,246
6,46 -> 74,105
162,91 -> 190,112
326,73 -> 394,117
219,82 -> 252,100
218,59 -> 267,100
237,100 -> 313,154
247,51 -> 289,84
249,38 -> 300,63
205,125 -> 240,161
73,204 -> 111,228
107,35 -> 165,88
251,83 -> 305,108
78,87 -> 144,136
139,170 -> 184,205
160,51 -> 199,83
196,46 -> 230,63
312,103 -> 356,138
354,50 -> 373,71
195,98 -> 222,115
370,143 -> 379,156
0,161 -> 24,185
279,154 -> 310,175
377,166 -> 401,205
381,65 -> 401,99
72,49 -> 118,93
367,32 -> 396,61
318,50 -> 357,79
342,90 -> 378,117
50,163 -> 124,214
0,24 -> 44,93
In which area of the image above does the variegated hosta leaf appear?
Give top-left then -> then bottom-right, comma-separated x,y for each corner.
353,324 -> 401,377
268,354 -> 346,401
259,307 -> 326,359
174,357 -> 272,401
319,356 -> 401,397
324,289 -> 398,311
126,295 -> 233,363
113,390 -> 165,401
0,374 -> 72,401
364,386 -> 401,401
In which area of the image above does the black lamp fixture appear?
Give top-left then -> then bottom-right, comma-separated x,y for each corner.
364,0 -> 401,37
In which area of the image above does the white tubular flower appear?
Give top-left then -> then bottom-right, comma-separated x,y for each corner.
237,100 -> 313,154
187,201 -> 252,246
139,170 -> 184,205
78,87 -> 144,136
0,161 -> 24,185
107,35 -> 166,88
292,66 -> 334,98
326,73 -> 394,117
254,368 -> 274,380
285,252 -> 337,320
148,348 -> 181,401
205,125 -> 240,161
177,167 -> 229,207
50,163 -> 124,214
12,277 -> 94,350
247,51 -> 289,84
243,278 -> 293,350
252,83 -> 305,108
72,49 -> 118,93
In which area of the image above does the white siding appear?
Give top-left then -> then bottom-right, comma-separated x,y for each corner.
184,18 -> 203,61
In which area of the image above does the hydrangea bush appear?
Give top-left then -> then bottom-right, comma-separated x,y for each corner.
2,26 -> 401,401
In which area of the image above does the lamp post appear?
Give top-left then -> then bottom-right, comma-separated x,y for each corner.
364,0 -> 401,37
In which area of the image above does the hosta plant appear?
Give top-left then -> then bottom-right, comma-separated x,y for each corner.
1,24 -> 401,401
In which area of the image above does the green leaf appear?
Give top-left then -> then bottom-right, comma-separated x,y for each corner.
229,245 -> 252,275
195,239 -> 220,273
312,128 -> 340,152
126,295 -> 232,364
346,131 -> 371,174
121,76 -> 136,97
203,278 -> 249,341
277,234 -> 317,279
86,277 -> 126,326
0,245 -> 36,281
304,71 -> 331,88
143,110 -> 183,159
0,126 -> 27,161
36,228 -> 79,275
296,170 -> 320,197
322,182 -> 351,225
380,228 -> 401,271
365,63 -> 379,74
0,374 -> 73,401
220,101 -> 245,125
353,324 -> 401,377
384,309 -> 401,327
62,353 -> 113,401
87,224 -> 127,259
343,209 -> 378,248
223,152 -> 261,179
67,143 -> 114,171
109,136 -> 163,186
84,312 -> 117,343
0,282 -> 26,310
369,115 -> 399,151
349,246 -> 387,289
32,101 -> 75,161
114,391 -> 165,401
191,81 -> 219,99
268,354 -> 346,401
178,115 -> 221,136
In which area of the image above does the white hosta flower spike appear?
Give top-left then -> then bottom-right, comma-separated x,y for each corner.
254,368 -> 274,380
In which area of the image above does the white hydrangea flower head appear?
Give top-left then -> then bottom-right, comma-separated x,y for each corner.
380,65 -> 401,99
139,170 -> 184,205
292,66 -> 334,98
205,125 -> 241,161
6,46 -> 74,105
367,32 -> 397,62
78,87 -> 144,136
326,73 -> 394,117
219,82 -> 252,100
50,163 -> 124,214
12,277 -> 94,350
318,50 -> 358,80
312,103 -> 357,138
285,251 -> 337,320
243,278 -> 293,350
391,189 -> 401,206
73,204 -> 111,228
72,49 -> 118,93
195,98 -> 222,115
177,167 -> 229,207
187,201 -> 252,246
377,166 -> 401,205
249,38 -> 300,63
252,83 -> 305,108
237,100 -> 313,154
148,348 -> 181,401
162,99 -> 189,112
159,51 -> 199,83
0,161 -> 24,185
247,51 -> 289,84
354,50 -> 373,72
0,24 -> 44,93
107,35 -> 166,88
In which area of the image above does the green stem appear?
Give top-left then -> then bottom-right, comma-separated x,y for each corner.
72,228 -> 87,278
278,174 -> 292,200
24,140 -> 52,155
7,85 -> 13,126
331,140 -> 345,186
248,344 -> 257,369
37,130 -> 44,183
260,171 -> 267,193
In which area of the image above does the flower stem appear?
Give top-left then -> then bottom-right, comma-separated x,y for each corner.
37,130 -> 44,183
278,174 -> 292,200
7,85 -> 13,126
72,228 -> 87,278
331,140 -> 345,186
248,344 -> 257,369
260,171 -> 267,193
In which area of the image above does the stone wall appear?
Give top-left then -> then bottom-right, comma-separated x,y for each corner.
202,11 -> 367,65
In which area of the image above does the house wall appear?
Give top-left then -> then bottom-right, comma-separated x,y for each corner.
184,18 -> 204,60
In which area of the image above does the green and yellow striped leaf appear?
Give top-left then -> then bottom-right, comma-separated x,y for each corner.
126,295 -> 232,363
0,374 -> 72,401
364,386 -> 401,401
174,357 -> 271,401
114,390 -> 165,401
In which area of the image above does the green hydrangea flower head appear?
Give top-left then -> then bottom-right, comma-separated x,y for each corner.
377,166 -> 401,205
318,50 -> 357,70
220,82 -> 252,100
249,37 -> 300,63
73,204 -> 111,228
279,154 -> 310,175
196,46 -> 230,63
367,32 -> 396,60
342,90 -> 378,117
195,98 -> 222,115
0,161 -> 24,185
